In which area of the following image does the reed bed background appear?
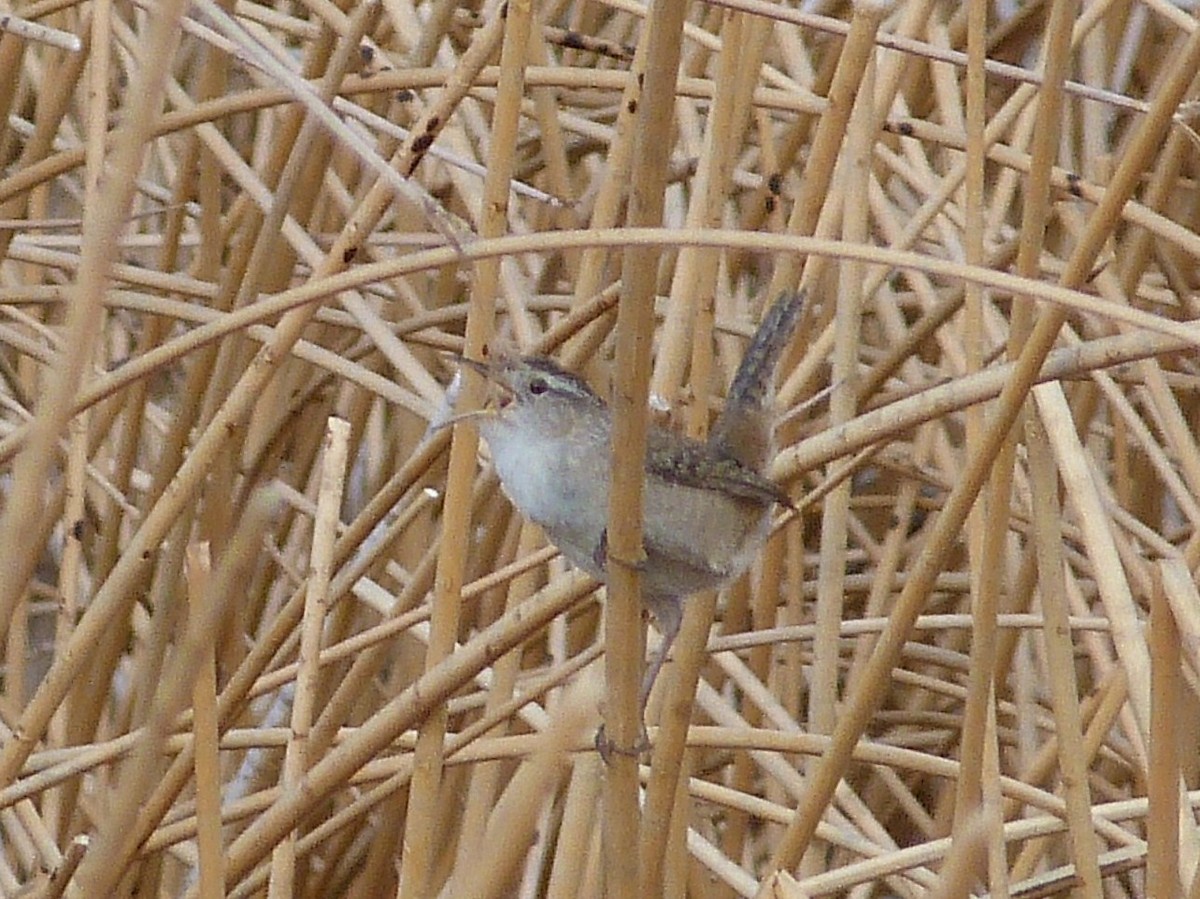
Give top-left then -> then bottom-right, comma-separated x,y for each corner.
0,0 -> 1198,895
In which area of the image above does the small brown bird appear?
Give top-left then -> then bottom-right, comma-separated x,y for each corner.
460,290 -> 805,718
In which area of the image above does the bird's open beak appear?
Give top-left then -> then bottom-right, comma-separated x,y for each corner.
427,356 -> 516,436
453,354 -> 489,378
455,354 -> 516,407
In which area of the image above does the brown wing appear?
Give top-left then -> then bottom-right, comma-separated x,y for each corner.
645,429 -> 791,508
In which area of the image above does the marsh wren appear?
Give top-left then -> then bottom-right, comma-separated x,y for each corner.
458,290 -> 805,714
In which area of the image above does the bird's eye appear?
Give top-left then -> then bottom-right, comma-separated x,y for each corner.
529,377 -> 549,395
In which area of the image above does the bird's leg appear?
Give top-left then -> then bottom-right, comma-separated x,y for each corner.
595,595 -> 683,762
640,595 -> 683,712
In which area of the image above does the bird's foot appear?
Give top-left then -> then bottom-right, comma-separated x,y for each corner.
594,721 -> 650,764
